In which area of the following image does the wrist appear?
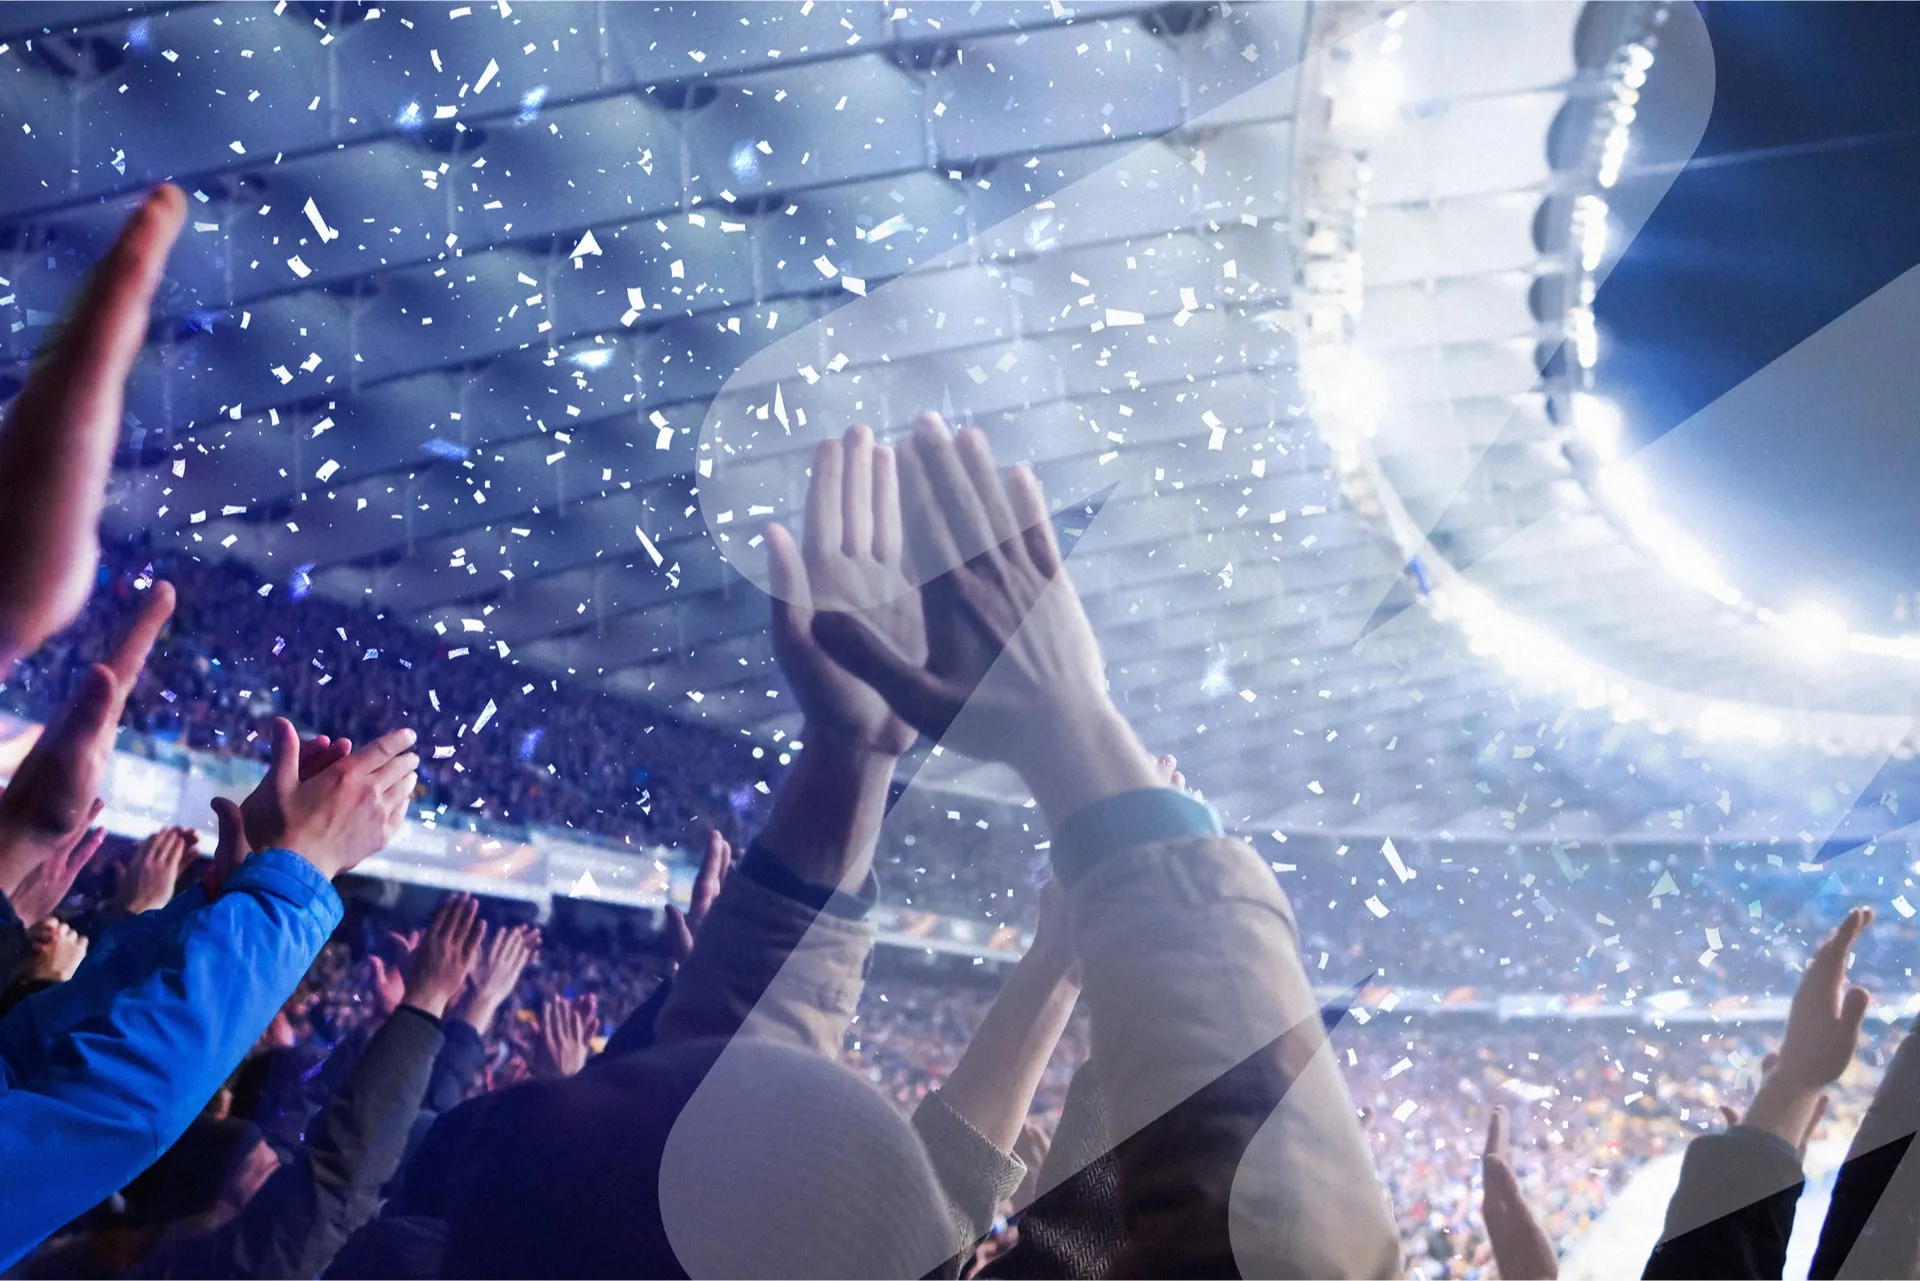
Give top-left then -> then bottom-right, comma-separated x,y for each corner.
1011,704 -> 1160,824
797,721 -> 903,772
453,994 -> 503,1033
402,990 -> 452,1020
760,730 -> 898,891
1744,1073 -> 1822,1149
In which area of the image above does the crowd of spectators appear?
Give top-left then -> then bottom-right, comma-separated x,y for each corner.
7,184 -> 1920,1281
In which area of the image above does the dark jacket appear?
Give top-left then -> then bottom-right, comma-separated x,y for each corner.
1644,1124 -> 1804,1279
0,894 -> 28,997
0,851 -> 343,1269
1811,1027 -> 1920,1279
136,1005 -> 445,1279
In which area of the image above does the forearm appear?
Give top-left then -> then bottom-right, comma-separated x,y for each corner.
1013,706 -> 1160,830
936,958 -> 1079,1154
754,727 -> 896,891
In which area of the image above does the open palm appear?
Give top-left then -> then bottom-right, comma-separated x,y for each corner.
766,425 -> 925,757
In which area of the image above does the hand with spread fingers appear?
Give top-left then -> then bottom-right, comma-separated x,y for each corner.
533,992 -> 599,1079
1481,1106 -> 1559,1280
666,829 -> 733,965
20,919 -> 89,985
269,725 -> 420,880
0,583 -> 174,914
401,893 -> 488,1020
766,425 -> 926,760
811,413 -> 1161,820
0,185 -> 186,670
113,826 -> 200,916
1745,906 -> 1873,1151
453,923 -> 539,1036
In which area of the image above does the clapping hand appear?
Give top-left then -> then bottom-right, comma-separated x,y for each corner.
532,992 -> 599,1078
0,583 -> 173,919
765,425 -> 926,760
21,919 -> 89,985
398,894 -> 487,1020
665,830 -> 733,964
812,415 -> 1160,820
113,826 -> 200,916
1744,906 -> 1872,1151
452,922 -> 539,1035
268,724 -> 419,880
1481,1106 -> 1558,1280
0,185 -> 185,669
367,927 -> 424,1019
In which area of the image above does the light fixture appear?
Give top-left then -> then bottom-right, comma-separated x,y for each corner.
1779,605 -> 1850,661
1331,57 -> 1405,136
1570,391 -> 1624,461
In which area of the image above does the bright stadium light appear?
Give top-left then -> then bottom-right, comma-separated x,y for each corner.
1331,58 -> 1405,136
1570,392 -> 1625,461
1779,604 -> 1850,661
1575,195 -> 1610,271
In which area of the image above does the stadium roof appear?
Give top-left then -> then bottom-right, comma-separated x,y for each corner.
3,1 -> 1917,849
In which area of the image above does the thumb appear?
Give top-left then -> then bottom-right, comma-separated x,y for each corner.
765,523 -> 815,654
269,717 -> 301,799
210,796 -> 250,884
56,664 -> 119,747
665,905 -> 695,962
811,610 -> 959,737
1842,985 -> 1872,1039
369,955 -> 390,988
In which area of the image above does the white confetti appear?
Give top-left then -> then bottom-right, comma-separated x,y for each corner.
303,197 -> 339,243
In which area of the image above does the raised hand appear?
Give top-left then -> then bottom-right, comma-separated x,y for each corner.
1778,907 -> 1874,1090
401,894 -> 487,1019
240,717 -> 353,855
1745,906 -> 1873,1150
453,922 -> 538,1035
0,583 -> 174,906
666,829 -> 733,964
812,414 -> 1160,819
0,185 -> 186,670
6,819 -> 105,926
113,825 -> 199,916
532,992 -> 599,1078
766,425 -> 925,760
21,918 -> 89,985
271,726 -> 419,879
367,928 -> 423,1019
1481,1106 -> 1558,1280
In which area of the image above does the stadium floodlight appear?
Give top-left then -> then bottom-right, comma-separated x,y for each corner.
1570,391 -> 1624,461
1779,604 -> 1850,661
1575,194 -> 1610,271
1331,57 -> 1405,136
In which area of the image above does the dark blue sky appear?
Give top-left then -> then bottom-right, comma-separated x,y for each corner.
1594,3 -> 1920,621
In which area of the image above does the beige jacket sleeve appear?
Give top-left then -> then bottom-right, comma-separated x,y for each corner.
652,868 -> 874,1059
1069,832 -> 1400,1279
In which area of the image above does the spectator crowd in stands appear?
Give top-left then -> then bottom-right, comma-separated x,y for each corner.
6,181 -> 1920,1281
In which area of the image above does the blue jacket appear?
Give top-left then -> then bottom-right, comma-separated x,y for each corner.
0,849 -> 342,1267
